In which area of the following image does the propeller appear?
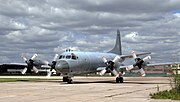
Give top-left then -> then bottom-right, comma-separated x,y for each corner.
21,53 -> 38,74
47,54 -> 59,77
100,56 -> 120,76
126,51 -> 151,76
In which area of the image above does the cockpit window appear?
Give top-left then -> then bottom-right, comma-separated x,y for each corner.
59,53 -> 78,60
72,55 -> 76,59
59,55 -> 63,59
59,55 -> 65,59
71,53 -> 77,60
66,55 -> 71,59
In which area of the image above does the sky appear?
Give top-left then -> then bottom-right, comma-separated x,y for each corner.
0,0 -> 180,64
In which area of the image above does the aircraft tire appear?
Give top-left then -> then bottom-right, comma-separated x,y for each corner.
116,77 -> 119,83
116,77 -> 124,83
119,77 -> 124,83
67,79 -> 72,84
63,77 -> 68,82
57,73 -> 61,76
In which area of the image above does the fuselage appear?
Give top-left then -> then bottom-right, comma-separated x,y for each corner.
55,30 -> 123,77
55,51 -> 124,75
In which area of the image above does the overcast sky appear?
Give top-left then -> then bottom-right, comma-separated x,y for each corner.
0,0 -> 180,64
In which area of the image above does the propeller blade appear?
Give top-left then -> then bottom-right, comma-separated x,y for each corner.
113,56 -> 120,63
53,54 -> 59,61
126,65 -> 134,71
21,53 -> 27,61
102,56 -> 108,64
46,70 -> 52,77
47,69 -> 57,77
32,66 -> 38,73
31,53 -> 38,60
22,57 -> 28,62
139,68 -> 146,76
111,69 -> 118,76
21,67 -> 27,74
143,56 -> 151,62
131,51 -> 137,59
46,54 -> 59,77
100,69 -> 106,76
101,56 -> 119,76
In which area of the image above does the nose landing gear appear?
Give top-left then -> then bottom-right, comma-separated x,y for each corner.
63,76 -> 72,84
116,77 -> 124,83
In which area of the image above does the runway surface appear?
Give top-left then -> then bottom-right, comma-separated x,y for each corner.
0,76 -> 179,102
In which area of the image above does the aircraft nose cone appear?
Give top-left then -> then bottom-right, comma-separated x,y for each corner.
55,60 -> 69,73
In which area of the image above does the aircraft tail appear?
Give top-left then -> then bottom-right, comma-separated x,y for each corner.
108,30 -> 122,55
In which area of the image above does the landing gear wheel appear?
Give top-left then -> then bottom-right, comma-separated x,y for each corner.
116,77 -> 119,83
116,77 -> 124,83
119,77 -> 124,83
63,77 -> 68,82
57,73 -> 61,76
67,79 -> 72,84
63,76 -> 73,84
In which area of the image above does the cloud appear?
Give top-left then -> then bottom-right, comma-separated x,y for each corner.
174,13 -> 180,18
0,0 -> 180,64
6,31 -> 24,42
124,32 -> 138,42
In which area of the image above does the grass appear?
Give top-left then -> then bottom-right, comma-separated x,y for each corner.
150,89 -> 180,100
150,68 -> 180,100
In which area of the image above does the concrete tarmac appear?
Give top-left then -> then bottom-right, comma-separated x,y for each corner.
0,76 -> 179,102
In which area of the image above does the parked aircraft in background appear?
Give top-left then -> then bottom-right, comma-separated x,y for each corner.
46,30 -> 151,83
0,53 -> 52,74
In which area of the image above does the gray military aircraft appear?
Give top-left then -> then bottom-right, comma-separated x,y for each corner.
46,30 -> 151,84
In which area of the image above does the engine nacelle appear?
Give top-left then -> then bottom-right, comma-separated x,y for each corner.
119,57 -> 125,62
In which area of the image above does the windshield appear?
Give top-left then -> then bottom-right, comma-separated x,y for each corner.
59,53 -> 78,60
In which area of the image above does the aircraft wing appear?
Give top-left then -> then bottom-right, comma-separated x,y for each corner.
146,62 -> 180,67
2,63 -> 28,67
120,52 -> 151,59
118,66 -> 130,71
40,65 -> 51,69
119,62 -> 180,68
96,67 -> 106,72
118,62 -> 180,72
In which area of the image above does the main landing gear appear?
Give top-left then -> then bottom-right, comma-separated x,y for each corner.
62,76 -> 123,84
63,76 -> 72,84
116,76 -> 124,83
